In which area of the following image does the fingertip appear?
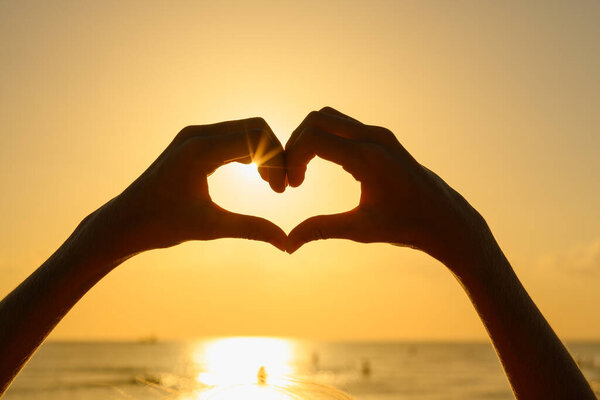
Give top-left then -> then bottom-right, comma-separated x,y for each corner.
270,169 -> 287,193
268,222 -> 287,244
287,166 -> 306,187
286,226 -> 307,254
257,166 -> 269,182
272,238 -> 287,252
265,228 -> 288,252
285,241 -> 301,254
265,174 -> 284,193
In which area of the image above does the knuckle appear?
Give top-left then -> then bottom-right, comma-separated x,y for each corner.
243,118 -> 269,141
307,110 -> 321,121
248,116 -> 267,128
368,125 -> 393,138
368,125 -> 400,146
179,125 -> 194,135
319,106 -> 335,113
176,125 -> 198,139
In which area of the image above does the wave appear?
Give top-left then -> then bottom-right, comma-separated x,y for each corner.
9,372 -> 186,394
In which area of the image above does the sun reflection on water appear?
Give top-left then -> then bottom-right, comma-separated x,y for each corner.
194,337 -> 295,387
185,337 -> 354,400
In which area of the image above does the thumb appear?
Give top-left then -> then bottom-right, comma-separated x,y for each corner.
212,208 -> 287,252
287,211 -> 359,254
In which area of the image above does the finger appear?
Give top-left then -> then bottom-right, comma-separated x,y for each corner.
319,106 -> 363,124
287,109 -> 399,151
248,120 -> 286,192
286,110 -> 366,151
196,120 -> 286,192
318,107 -> 400,148
257,164 -> 270,182
286,211 -> 361,254
176,117 -> 273,142
315,109 -> 409,161
213,208 -> 287,252
234,155 -> 253,165
173,118 -> 258,150
257,138 -> 287,193
285,127 -> 365,187
315,110 -> 399,147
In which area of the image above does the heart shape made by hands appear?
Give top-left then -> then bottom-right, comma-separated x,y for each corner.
208,157 -> 360,234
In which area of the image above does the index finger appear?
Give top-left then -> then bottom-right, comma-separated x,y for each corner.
287,109 -> 400,151
190,119 -> 286,192
285,126 -> 366,187
286,110 -> 367,151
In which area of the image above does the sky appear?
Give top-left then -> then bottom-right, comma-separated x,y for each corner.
0,0 -> 599,341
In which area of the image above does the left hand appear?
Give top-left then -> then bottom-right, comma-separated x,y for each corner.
88,117 -> 288,263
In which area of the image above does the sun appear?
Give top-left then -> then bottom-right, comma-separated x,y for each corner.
231,162 -> 259,181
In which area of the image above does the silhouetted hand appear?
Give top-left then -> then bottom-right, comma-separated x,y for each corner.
0,117 -> 292,395
96,118 -> 288,259
2,112 -> 595,400
286,107 -> 484,272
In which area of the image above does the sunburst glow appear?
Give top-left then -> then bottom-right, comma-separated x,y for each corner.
230,162 -> 259,181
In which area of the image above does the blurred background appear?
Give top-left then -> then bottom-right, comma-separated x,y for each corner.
1,0 -> 599,398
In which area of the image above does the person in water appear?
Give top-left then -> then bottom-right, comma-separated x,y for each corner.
0,107 -> 596,399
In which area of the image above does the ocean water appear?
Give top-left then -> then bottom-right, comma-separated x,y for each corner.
4,339 -> 600,399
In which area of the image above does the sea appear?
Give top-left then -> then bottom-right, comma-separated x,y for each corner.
4,339 -> 600,400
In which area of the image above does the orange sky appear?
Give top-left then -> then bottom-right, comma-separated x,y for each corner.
0,0 -> 599,341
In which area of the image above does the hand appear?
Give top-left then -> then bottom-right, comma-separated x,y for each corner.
285,107 -> 597,399
93,117 -> 288,261
286,107 -> 485,273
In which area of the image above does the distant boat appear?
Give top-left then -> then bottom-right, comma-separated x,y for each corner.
137,335 -> 158,344
311,351 -> 320,371
361,359 -> 371,378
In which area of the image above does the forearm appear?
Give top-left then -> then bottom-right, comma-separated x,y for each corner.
0,205 -> 128,395
450,221 -> 596,399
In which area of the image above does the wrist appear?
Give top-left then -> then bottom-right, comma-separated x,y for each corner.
67,197 -> 139,273
416,172 -> 505,279
443,214 -> 513,286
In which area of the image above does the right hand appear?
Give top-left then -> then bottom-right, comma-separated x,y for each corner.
286,107 -> 487,274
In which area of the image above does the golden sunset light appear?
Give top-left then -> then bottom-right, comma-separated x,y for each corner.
1,1 -> 599,399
